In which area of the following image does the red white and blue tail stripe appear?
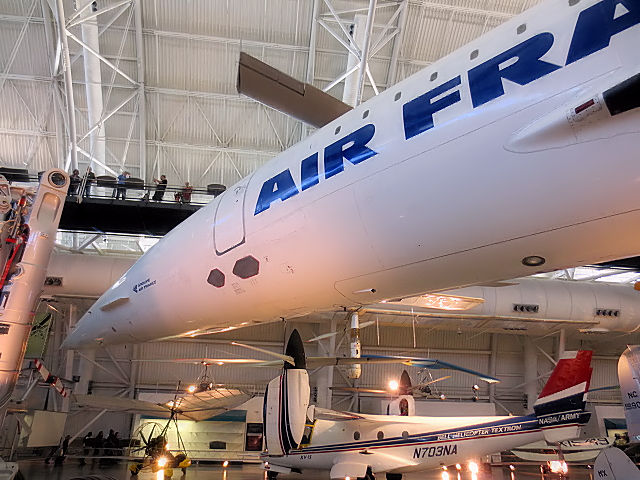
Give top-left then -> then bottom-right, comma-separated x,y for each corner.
533,350 -> 592,442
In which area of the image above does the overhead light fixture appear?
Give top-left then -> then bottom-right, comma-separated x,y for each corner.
439,394 -> 446,400
187,385 -> 196,394
522,255 -> 546,267
388,380 -> 399,391
223,460 -> 229,468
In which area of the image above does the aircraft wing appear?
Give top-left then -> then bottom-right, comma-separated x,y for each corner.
360,355 -> 500,383
74,394 -> 171,416
305,355 -> 499,383
74,388 -> 250,422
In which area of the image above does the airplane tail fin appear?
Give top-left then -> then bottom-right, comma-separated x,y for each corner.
618,346 -> 640,442
533,350 -> 593,442
263,330 -> 310,456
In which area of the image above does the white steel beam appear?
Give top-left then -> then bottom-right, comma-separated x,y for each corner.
387,0 -> 409,86
65,29 -> 139,85
54,0 -> 78,171
356,0 -> 377,104
133,0 -> 147,181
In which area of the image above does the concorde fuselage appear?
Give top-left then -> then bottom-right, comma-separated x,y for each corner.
63,0 -> 640,348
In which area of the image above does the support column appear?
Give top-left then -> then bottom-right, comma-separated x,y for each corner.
557,328 -> 566,360
75,349 -> 95,395
79,1 -> 106,176
489,333 -> 498,403
386,0 -> 408,87
342,14 -> 367,107
54,0 -> 78,171
315,316 -> 337,409
133,0 -> 147,181
61,305 -> 75,412
523,337 -> 538,413
41,0 -> 66,169
355,0 -> 377,105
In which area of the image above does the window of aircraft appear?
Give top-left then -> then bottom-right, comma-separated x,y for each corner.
470,49 -> 479,60
517,23 -> 527,34
394,92 -> 401,101
207,268 -> 225,288
402,431 -> 409,439
335,126 -> 341,134
595,308 -> 620,317
430,72 -> 438,81
232,256 -> 260,279
353,431 -> 361,441
377,431 -> 384,440
362,110 -> 369,119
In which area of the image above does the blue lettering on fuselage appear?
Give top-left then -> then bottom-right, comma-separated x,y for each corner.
468,33 -> 561,108
254,0 -> 640,215
413,444 -> 458,459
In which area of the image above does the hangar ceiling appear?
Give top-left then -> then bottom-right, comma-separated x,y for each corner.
0,0 -> 542,189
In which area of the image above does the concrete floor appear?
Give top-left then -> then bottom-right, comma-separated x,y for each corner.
16,460 -> 596,480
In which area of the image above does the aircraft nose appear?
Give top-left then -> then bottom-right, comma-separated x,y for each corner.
61,311 -> 100,349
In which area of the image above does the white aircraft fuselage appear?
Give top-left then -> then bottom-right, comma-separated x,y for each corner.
270,414 -> 552,475
64,0 -> 640,348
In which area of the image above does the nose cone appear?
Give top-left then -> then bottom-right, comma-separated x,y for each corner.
62,279 -> 134,349
61,309 -> 103,349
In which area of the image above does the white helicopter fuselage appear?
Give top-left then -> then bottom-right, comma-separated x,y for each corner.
63,0 -> 640,348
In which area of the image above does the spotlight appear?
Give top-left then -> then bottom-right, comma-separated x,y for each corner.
388,380 -> 399,391
547,460 -> 568,474
157,457 -> 168,468
223,461 -> 229,468
472,384 -> 479,391
439,394 -> 446,400
468,461 -> 479,474
187,385 -> 196,394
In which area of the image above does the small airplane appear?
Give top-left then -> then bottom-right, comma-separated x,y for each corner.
63,0 -> 640,350
261,330 -> 593,480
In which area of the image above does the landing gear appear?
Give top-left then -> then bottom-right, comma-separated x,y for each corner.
386,474 -> 402,480
267,471 -> 278,480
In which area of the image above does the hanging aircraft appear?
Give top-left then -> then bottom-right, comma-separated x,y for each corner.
62,0 -> 640,349
261,330 -> 593,480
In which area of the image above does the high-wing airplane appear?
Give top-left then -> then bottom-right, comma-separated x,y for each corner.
63,0 -> 640,349
261,330 -> 593,480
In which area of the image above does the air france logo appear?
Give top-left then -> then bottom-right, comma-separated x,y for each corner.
254,0 -> 640,216
133,278 -> 156,293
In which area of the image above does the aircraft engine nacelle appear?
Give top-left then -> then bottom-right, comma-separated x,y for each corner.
387,395 -> 415,416
263,369 -> 310,456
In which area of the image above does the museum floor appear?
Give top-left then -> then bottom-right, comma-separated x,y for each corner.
16,460 -> 598,480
